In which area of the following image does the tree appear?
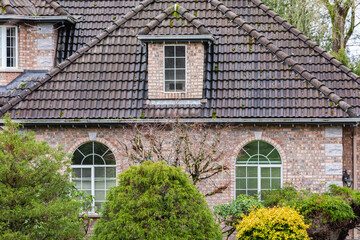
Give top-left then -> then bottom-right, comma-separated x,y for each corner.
92,161 -> 223,240
121,123 -> 230,197
320,0 -> 359,53
0,115 -> 84,239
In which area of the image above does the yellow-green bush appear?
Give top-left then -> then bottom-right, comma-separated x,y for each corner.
236,206 -> 310,240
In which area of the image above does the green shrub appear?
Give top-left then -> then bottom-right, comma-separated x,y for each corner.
262,185 -> 360,240
0,115 -> 84,239
235,206 -> 310,240
214,195 -> 263,239
92,161 -> 222,240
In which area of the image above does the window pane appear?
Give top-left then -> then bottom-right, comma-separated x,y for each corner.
165,58 -> 174,68
95,167 -> 105,178
165,81 -> 175,91
95,201 -> 103,210
6,27 -> 16,68
73,179 -> 81,189
236,179 -> 246,189
247,167 -> 257,177
82,180 -> 91,189
106,167 -> 116,178
176,46 -> 185,56
268,150 -> 281,164
95,179 -> 105,189
82,168 -> 91,178
261,168 -> 270,177
236,190 -> 246,198
82,156 -> 93,165
78,142 -> 93,156
176,58 -> 185,68
272,168 -> 281,178
247,179 -> 257,189
104,152 -> 116,165
259,141 -> 273,156
261,178 -> 270,189
73,168 -> 81,178
106,180 -> 116,188
258,155 -> 270,164
165,46 -> 174,57
95,190 -> 106,201
94,155 -> 105,165
165,70 -> 174,80
176,70 -> 185,80
94,142 -> 108,156
236,167 -> 246,177
175,81 -> 185,92
72,149 -> 83,164
271,179 -> 281,189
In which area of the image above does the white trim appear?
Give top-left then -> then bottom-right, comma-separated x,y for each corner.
0,26 -> 18,69
163,45 -> 187,93
234,141 -> 283,198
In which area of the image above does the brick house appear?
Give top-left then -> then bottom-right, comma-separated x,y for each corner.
0,0 -> 360,232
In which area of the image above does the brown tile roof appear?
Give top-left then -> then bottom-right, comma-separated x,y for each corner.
0,0 -> 68,16
1,0 -> 359,119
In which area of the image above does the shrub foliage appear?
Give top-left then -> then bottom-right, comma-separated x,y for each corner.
235,206 -> 310,240
0,115 -> 84,239
92,161 -> 222,240
262,185 -> 360,240
214,195 -> 263,239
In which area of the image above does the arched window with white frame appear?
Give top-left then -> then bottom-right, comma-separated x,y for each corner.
71,141 -> 116,212
235,141 -> 282,198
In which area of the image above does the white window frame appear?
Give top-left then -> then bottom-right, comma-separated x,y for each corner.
0,26 -> 18,69
234,141 -> 283,199
70,142 -> 117,213
163,45 -> 187,93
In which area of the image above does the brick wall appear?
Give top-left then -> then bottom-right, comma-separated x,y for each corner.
0,23 -> 57,85
147,42 -> 204,99
29,124 -> 346,208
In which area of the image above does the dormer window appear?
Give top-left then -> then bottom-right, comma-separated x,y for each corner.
164,45 -> 186,92
0,26 -> 17,68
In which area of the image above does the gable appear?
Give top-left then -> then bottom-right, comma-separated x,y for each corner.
1,0 -> 359,119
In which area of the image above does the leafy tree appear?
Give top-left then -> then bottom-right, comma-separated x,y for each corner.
235,206 -> 310,240
320,0 -> 359,53
92,161 -> 222,240
262,185 -> 360,240
122,123 -> 230,197
213,195 -> 263,239
0,115 -> 84,239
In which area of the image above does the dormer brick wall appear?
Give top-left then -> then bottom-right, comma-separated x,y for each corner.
0,23 -> 57,85
147,42 -> 204,100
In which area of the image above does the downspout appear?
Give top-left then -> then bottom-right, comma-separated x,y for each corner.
353,126 -> 358,190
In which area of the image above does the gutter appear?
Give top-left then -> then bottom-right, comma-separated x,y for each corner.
1,118 -> 360,126
0,15 -> 76,24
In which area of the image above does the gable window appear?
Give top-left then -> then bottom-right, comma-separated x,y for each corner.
164,45 -> 186,92
235,141 -> 282,198
71,141 -> 117,212
0,26 -> 17,68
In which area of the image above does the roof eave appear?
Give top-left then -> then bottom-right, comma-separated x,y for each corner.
0,15 -> 76,24
137,34 -> 215,43
3,118 -> 360,126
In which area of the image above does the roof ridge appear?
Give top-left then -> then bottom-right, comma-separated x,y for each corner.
0,0 -> 155,117
138,4 -> 211,35
1,0 -> 16,14
42,0 -> 69,16
209,0 -> 358,118
249,0 -> 360,86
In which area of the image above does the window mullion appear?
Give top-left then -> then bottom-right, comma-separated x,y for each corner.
91,166 -> 95,211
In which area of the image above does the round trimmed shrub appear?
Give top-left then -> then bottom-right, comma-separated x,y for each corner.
92,161 -> 222,240
235,206 -> 310,240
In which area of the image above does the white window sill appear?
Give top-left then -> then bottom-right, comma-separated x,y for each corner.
0,68 -> 23,73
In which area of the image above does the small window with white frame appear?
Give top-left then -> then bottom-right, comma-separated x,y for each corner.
0,26 -> 17,68
164,45 -> 186,92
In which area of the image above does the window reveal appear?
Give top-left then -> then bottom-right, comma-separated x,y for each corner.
164,45 -> 186,92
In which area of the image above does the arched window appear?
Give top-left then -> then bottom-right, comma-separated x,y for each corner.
71,142 -> 116,211
235,141 -> 282,198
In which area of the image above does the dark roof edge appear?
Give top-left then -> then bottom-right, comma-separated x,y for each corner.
3,118 -> 360,126
138,4 -> 211,35
137,34 -> 215,42
43,0 -> 70,16
0,15 -> 75,24
250,0 -> 360,86
0,0 -> 155,117
209,0 -> 358,118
